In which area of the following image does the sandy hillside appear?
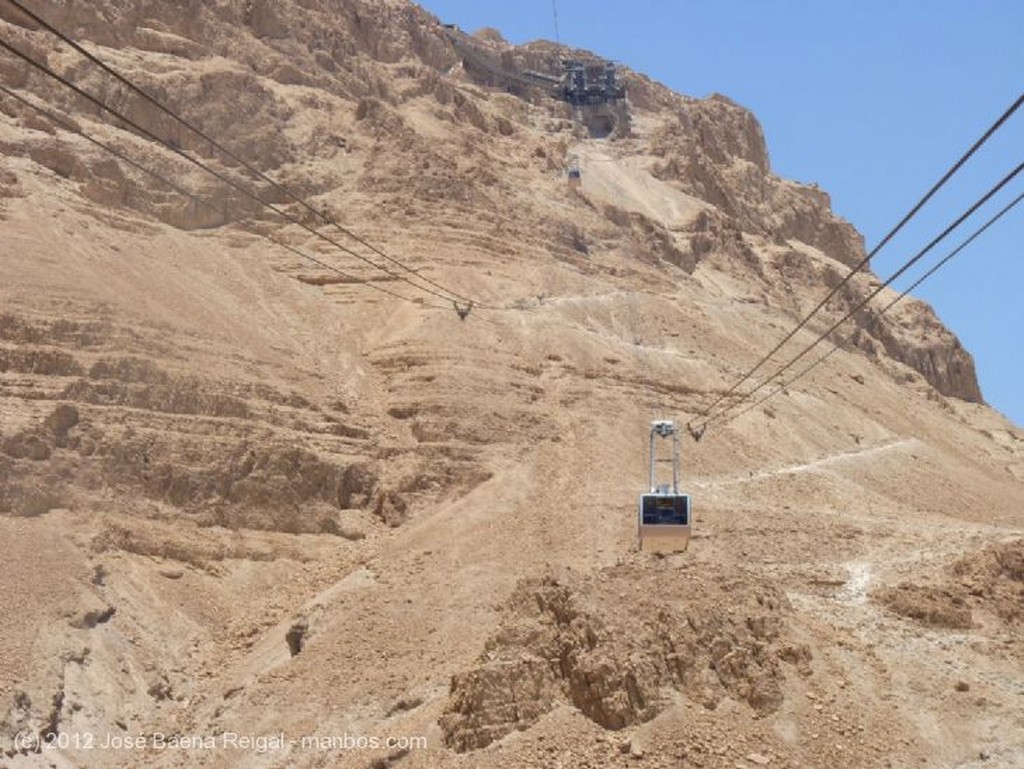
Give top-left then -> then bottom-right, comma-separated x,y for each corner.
1,2 -> 1022,768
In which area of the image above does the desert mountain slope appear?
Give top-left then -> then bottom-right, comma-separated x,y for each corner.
1,2 -> 1022,769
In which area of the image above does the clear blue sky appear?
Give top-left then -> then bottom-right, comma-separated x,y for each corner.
417,1 -> 1023,427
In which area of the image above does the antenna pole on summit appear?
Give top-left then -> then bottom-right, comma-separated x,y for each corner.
552,0 -> 561,46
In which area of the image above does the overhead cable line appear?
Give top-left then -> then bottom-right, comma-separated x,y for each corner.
715,187 -> 1024,429
695,91 -> 1024,425
3,0 -> 488,311
0,35 -> 465,307
701,163 -> 1024,431
0,82 -> 443,307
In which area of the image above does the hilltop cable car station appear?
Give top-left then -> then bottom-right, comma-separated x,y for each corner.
442,26 -> 630,139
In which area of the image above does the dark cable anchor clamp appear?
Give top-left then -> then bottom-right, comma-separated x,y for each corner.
686,422 -> 706,442
454,301 -> 474,320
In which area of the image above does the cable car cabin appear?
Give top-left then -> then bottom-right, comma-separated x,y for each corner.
566,154 -> 581,187
638,420 -> 692,553
638,490 -> 691,553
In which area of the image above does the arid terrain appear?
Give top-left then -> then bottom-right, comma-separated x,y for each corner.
1,2 -> 1022,768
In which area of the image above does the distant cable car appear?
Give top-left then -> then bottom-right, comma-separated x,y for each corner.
567,154 -> 581,187
638,419 -> 691,553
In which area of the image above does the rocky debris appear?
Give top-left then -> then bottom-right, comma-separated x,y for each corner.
952,539 -> 1024,622
0,314 -> 135,350
70,606 -> 116,630
0,347 -> 84,377
1,403 -> 79,462
685,208 -> 760,270
1,691 -> 40,755
873,541 -> 1024,631
1,482 -> 63,517
44,403 -> 79,444
441,566 -> 807,752
2,431 -> 51,461
0,404 -> 81,516
68,428 -> 383,533
616,210 -> 697,273
0,165 -> 22,200
286,619 -> 308,657
147,676 -> 174,702
373,489 -> 408,527
367,747 -> 410,769
89,518 -> 283,569
875,583 -> 973,629
385,696 -> 423,716
61,378 -> 252,419
624,737 -> 645,758
87,357 -> 171,385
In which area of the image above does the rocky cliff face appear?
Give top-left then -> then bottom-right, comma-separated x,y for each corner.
440,569 -> 807,751
1,4 -> 1017,769
0,0 -> 981,401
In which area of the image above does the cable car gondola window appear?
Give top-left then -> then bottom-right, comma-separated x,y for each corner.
641,494 -> 690,526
